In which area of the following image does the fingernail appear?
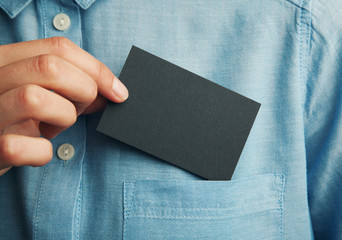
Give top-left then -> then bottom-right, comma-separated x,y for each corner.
112,76 -> 129,101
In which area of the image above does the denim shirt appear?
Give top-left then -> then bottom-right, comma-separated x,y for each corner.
0,0 -> 341,239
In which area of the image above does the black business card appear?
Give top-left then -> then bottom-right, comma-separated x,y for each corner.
97,46 -> 260,180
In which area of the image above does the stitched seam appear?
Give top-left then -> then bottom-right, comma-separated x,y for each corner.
130,204 -> 282,218
129,208 -> 281,220
33,3 -> 47,238
125,174 -> 276,185
123,182 -> 136,240
33,165 -> 48,239
299,0 -> 312,106
298,4 -> 313,217
76,2 -> 83,48
123,183 -> 128,240
299,0 -> 305,88
123,183 -> 126,240
130,199 -> 280,210
75,116 -> 86,240
75,185 -> 82,240
298,4 -> 313,239
278,175 -> 286,240
40,0 -> 47,39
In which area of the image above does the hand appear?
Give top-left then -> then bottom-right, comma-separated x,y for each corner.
0,37 -> 129,176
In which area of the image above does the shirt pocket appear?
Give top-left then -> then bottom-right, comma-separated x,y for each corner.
123,174 -> 285,240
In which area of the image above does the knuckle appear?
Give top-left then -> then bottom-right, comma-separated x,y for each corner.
17,85 -> 42,114
87,80 -> 98,103
46,36 -> 72,57
35,54 -> 59,79
96,61 -> 107,83
67,105 -> 77,125
58,103 -> 77,127
0,135 -> 19,162
32,142 -> 53,167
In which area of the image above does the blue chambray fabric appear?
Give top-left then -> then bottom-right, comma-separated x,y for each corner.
0,0 -> 341,239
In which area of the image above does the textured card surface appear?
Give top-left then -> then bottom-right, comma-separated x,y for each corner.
97,46 -> 260,180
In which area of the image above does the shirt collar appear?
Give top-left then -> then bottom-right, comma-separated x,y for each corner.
0,0 -> 96,19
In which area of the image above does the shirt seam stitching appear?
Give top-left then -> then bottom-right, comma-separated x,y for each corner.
299,0 -> 312,101
33,164 -> 48,239
279,174 -> 286,240
123,182 -> 128,240
298,2 -> 313,239
40,0 -> 47,39
125,209 -> 282,220
75,185 -> 82,240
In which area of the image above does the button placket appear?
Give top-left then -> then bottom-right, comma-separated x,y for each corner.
31,1 -> 85,239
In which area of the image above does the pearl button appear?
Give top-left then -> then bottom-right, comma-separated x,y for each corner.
53,13 -> 71,31
57,143 -> 75,161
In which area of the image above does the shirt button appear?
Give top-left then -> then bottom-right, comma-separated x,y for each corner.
57,143 -> 75,161
53,13 -> 71,31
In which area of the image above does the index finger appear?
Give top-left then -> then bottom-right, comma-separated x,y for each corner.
0,37 -> 129,103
